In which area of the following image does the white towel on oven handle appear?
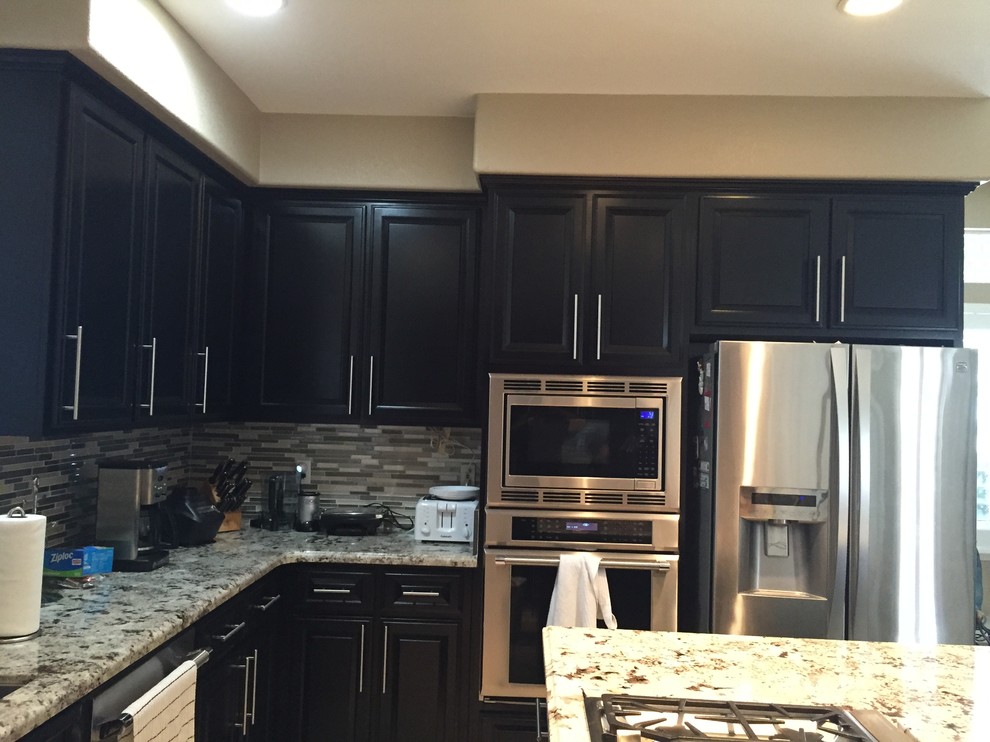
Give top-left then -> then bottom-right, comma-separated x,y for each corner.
121,659 -> 197,742
546,552 -> 618,629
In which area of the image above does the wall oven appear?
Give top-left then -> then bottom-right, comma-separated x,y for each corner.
482,509 -> 679,699
482,373 -> 683,701
487,373 -> 681,510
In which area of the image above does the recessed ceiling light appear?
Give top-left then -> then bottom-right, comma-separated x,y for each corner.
226,0 -> 285,17
837,0 -> 904,16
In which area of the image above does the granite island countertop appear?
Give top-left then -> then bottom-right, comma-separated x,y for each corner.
544,626 -> 990,742
0,527 -> 475,741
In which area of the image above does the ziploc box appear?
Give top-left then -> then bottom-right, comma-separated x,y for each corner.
43,546 -> 114,577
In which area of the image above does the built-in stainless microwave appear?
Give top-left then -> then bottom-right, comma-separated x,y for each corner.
487,373 -> 681,511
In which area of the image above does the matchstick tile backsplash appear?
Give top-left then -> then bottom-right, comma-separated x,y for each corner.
0,423 -> 481,547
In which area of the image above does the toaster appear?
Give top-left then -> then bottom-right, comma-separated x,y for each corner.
414,498 -> 478,543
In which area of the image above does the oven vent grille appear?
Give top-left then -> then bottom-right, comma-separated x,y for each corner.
542,492 -> 582,503
502,379 -> 542,391
500,491 -> 539,502
585,381 -> 625,393
628,382 -> 668,394
627,493 -> 667,507
584,493 -> 624,505
545,380 -> 583,392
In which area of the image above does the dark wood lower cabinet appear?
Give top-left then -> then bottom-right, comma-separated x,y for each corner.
281,565 -> 472,742
289,617 -> 373,741
378,619 -> 461,742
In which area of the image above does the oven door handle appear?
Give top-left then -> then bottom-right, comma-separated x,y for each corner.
494,556 -> 671,571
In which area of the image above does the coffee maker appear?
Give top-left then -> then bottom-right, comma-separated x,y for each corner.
95,460 -> 170,571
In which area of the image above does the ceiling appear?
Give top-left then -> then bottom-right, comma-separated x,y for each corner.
156,0 -> 990,117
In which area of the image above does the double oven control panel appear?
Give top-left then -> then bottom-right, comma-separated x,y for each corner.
486,509 -> 679,552
512,515 -> 654,545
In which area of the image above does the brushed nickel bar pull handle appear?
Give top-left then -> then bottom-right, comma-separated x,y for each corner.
212,621 -> 247,643
249,648 -> 258,725
139,337 -> 157,415
232,655 -> 249,732
195,346 -> 209,412
253,593 -> 281,612
358,623 -> 366,693
572,294 -> 579,360
840,255 -> 847,323
401,590 -> 441,599
313,587 -> 351,595
368,355 -> 374,416
381,624 -> 389,694
814,255 -> 822,324
600,560 -> 671,571
495,556 -> 671,571
596,293 -> 603,360
63,325 -> 83,420
347,354 -> 355,415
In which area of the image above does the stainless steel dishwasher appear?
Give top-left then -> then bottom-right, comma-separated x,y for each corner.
90,630 -> 211,741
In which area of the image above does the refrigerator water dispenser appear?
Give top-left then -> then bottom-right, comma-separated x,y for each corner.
737,488 -> 828,598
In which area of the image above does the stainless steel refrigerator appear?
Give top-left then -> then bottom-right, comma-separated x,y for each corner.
695,340 -> 977,644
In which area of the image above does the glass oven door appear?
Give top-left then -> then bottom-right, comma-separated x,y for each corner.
481,548 -> 678,699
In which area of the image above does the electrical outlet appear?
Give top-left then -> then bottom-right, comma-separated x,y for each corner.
459,463 -> 478,487
296,460 -> 312,483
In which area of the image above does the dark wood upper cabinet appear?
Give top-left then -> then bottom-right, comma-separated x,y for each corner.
491,192 -> 587,365
696,195 -> 830,330
136,139 -> 200,422
694,188 -> 968,342
830,196 -> 962,331
244,199 -> 480,425
247,203 -> 365,420
592,195 -> 684,367
367,205 -> 479,424
53,86 -> 145,431
488,187 -> 685,371
194,179 -> 243,419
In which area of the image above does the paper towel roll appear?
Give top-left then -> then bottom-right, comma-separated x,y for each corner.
0,509 -> 46,639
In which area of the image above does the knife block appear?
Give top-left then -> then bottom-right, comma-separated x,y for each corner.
218,510 -> 242,533
200,482 -> 242,533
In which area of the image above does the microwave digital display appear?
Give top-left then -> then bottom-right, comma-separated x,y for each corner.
507,405 -> 660,480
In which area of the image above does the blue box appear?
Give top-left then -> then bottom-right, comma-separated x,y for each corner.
43,546 -> 114,577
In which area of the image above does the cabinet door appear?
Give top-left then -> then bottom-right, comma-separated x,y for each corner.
490,192 -> 587,366
246,204 -> 365,420
831,197 -> 962,331
591,195 -> 685,367
377,620 -> 461,742
53,87 -> 143,429
137,140 -> 200,422
194,179 -> 242,419
696,195 -> 830,329
366,206 -> 479,424
289,618 -> 373,742
196,648 -> 253,742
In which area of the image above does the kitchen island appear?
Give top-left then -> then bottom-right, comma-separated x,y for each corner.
544,626 -> 989,741
0,527 -> 475,742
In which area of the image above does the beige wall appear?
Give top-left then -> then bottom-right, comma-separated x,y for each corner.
260,115 -> 478,191
0,0 -> 89,50
475,94 -> 990,182
7,4 -> 990,189
966,184 -> 990,229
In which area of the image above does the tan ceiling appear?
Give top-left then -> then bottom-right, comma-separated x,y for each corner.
156,0 -> 990,117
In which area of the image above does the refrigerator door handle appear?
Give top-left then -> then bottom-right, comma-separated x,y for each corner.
828,346 -> 850,639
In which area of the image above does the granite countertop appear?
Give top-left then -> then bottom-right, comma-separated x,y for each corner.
0,527 -> 475,742
544,626 -> 990,742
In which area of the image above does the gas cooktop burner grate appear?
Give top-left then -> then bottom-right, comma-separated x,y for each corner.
585,694 -> 882,742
